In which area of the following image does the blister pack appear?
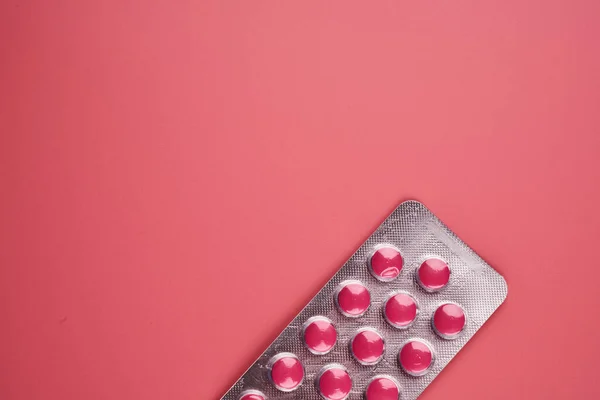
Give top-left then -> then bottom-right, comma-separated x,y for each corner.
221,200 -> 507,400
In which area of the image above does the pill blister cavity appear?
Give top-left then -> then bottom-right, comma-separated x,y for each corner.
369,245 -> 403,281
317,364 -> 352,400
365,375 -> 401,400
303,316 -> 337,355
399,339 -> 434,377
238,390 -> 265,400
432,303 -> 466,339
384,292 -> 418,329
417,257 -> 450,292
335,280 -> 370,317
351,328 -> 385,365
268,353 -> 304,392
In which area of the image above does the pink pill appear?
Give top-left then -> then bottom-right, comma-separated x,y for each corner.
417,257 -> 450,291
369,245 -> 403,281
239,390 -> 265,400
433,302 -> 466,339
317,364 -> 352,400
384,292 -> 418,329
268,353 -> 304,392
335,280 -> 370,317
303,316 -> 337,355
399,339 -> 434,377
365,376 -> 401,400
351,328 -> 385,365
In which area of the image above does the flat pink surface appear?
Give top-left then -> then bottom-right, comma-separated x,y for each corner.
1,1 -> 600,399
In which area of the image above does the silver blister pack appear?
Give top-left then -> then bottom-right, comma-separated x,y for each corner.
222,200 -> 508,400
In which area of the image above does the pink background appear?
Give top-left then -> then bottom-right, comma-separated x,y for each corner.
2,1 -> 600,399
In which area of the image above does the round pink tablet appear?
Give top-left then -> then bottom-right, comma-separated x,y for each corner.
351,328 -> 385,365
268,353 -> 304,392
417,258 -> 450,291
303,316 -> 337,354
336,280 -> 370,317
239,390 -> 265,400
317,365 -> 352,400
433,303 -> 466,339
369,246 -> 403,281
384,292 -> 418,329
399,339 -> 434,376
365,376 -> 401,400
